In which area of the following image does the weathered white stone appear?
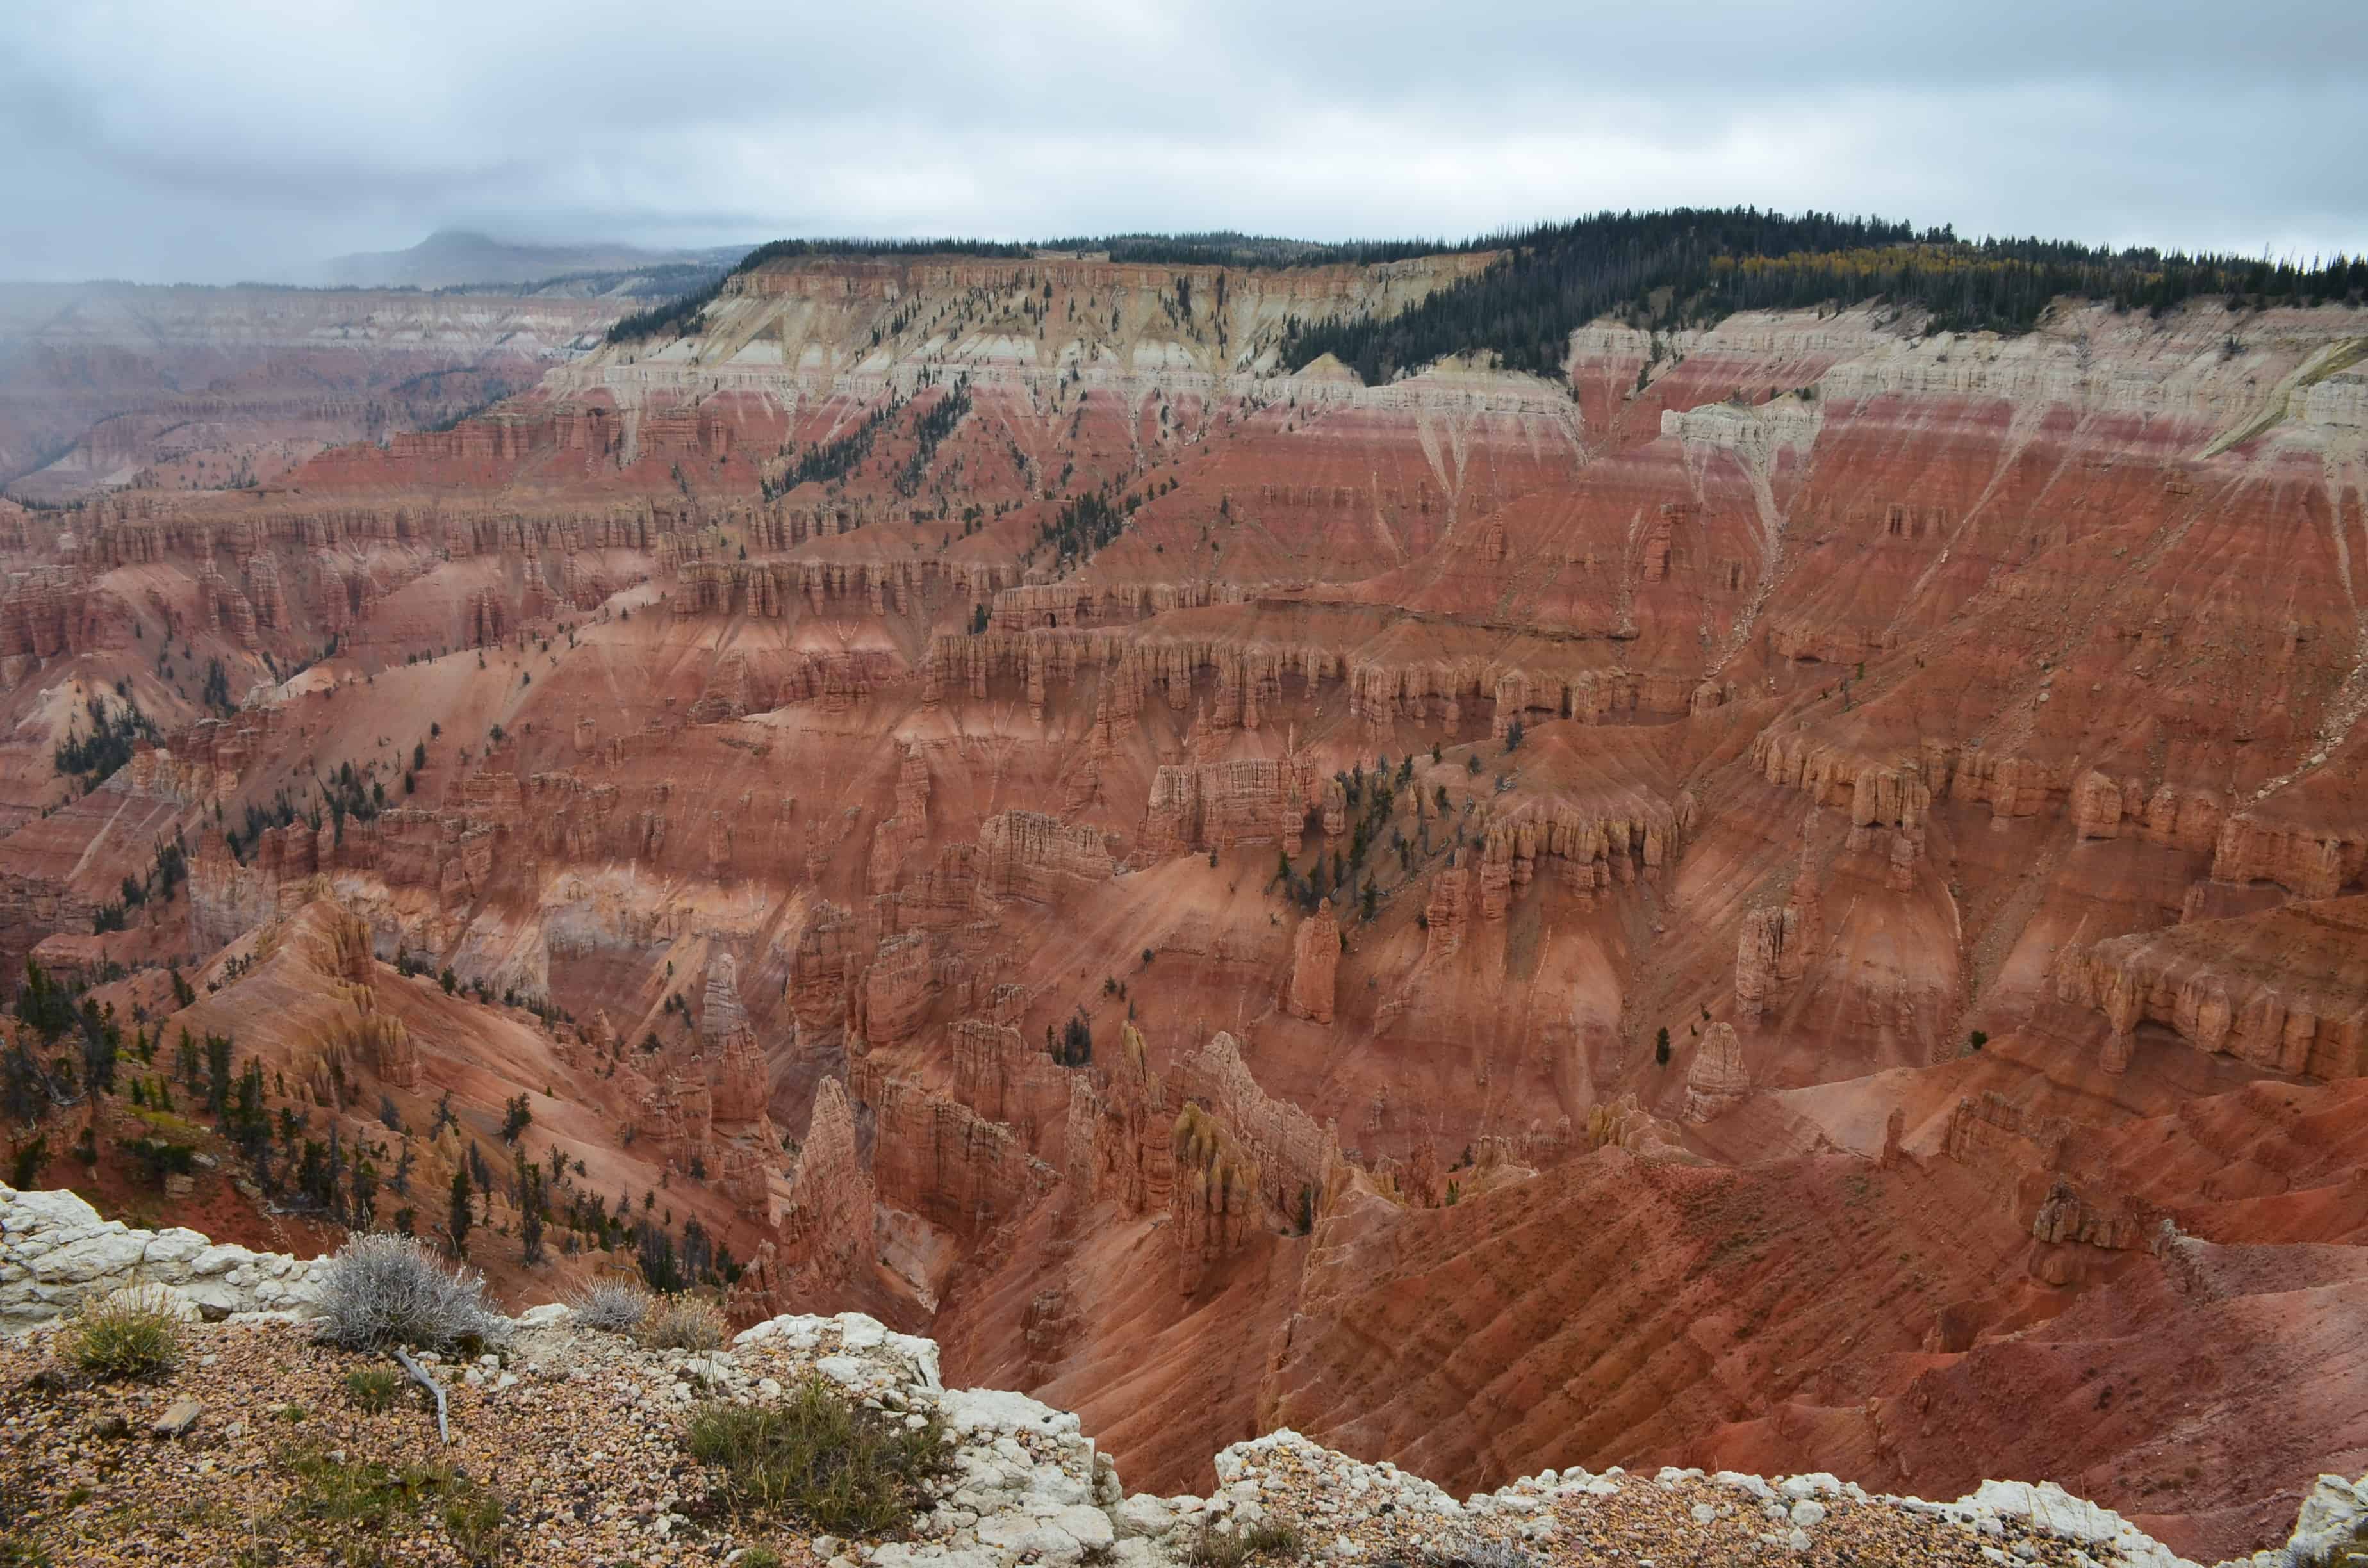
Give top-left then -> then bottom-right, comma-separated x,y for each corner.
815,1354 -> 869,1387
1051,1505 -> 1114,1554
1958,1480 -> 2192,1568
0,1185 -> 322,1324
2283,1474 -> 2367,1568
1113,1495 -> 1177,1540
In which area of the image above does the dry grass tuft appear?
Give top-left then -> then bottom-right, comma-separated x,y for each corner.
564,1279 -> 652,1334
63,1286 -> 181,1381
634,1293 -> 727,1353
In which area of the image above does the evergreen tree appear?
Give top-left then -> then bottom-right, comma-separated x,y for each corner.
13,960 -> 74,1042
204,1032 -> 234,1120
448,1166 -> 474,1259
516,1149 -> 546,1266
349,1146 -> 379,1230
1280,208 -> 2365,386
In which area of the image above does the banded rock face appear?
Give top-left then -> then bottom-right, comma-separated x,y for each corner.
2,259 -> 2366,1562
2056,897 -> 2368,1077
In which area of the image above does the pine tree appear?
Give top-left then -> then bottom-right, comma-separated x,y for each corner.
203,1033 -> 233,1120
516,1149 -> 545,1266
448,1166 -> 474,1259
348,1147 -> 378,1232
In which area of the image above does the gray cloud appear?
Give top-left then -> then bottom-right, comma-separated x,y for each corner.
3,0 -> 2362,282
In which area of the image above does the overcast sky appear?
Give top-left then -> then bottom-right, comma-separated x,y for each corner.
3,0 -> 2363,284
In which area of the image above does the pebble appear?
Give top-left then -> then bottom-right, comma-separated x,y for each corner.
151,1398 -> 203,1437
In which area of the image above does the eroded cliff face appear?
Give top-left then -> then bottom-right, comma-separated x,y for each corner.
0,282 -> 629,503
2,259 -> 2365,1562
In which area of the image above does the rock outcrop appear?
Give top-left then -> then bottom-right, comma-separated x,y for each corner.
1682,1022 -> 1751,1122
1284,904 -> 1339,1024
0,1186 -> 322,1323
778,1077 -> 874,1286
2055,897 -> 2368,1077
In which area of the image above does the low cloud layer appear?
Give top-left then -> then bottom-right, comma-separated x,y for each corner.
4,0 -> 2362,283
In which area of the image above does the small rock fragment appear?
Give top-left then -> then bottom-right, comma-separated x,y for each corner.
152,1398 -> 203,1438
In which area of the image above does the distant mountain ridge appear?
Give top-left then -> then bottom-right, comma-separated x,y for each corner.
320,227 -> 750,290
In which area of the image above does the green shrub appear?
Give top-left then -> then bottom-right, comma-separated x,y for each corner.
440,1482 -> 510,1565
276,1444 -> 509,1565
63,1285 -> 181,1380
685,1375 -> 950,1535
343,1366 -> 404,1413
124,1136 -> 196,1187
281,1445 -> 453,1531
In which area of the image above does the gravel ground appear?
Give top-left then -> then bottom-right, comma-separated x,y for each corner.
1200,1434 -> 2176,1568
0,1316 -> 828,1568
0,1312 -> 2198,1568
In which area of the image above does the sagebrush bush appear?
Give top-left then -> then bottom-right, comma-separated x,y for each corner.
685,1375 -> 950,1535
635,1292 -> 726,1352
565,1278 -> 652,1334
311,1233 -> 506,1351
65,1284 -> 182,1380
